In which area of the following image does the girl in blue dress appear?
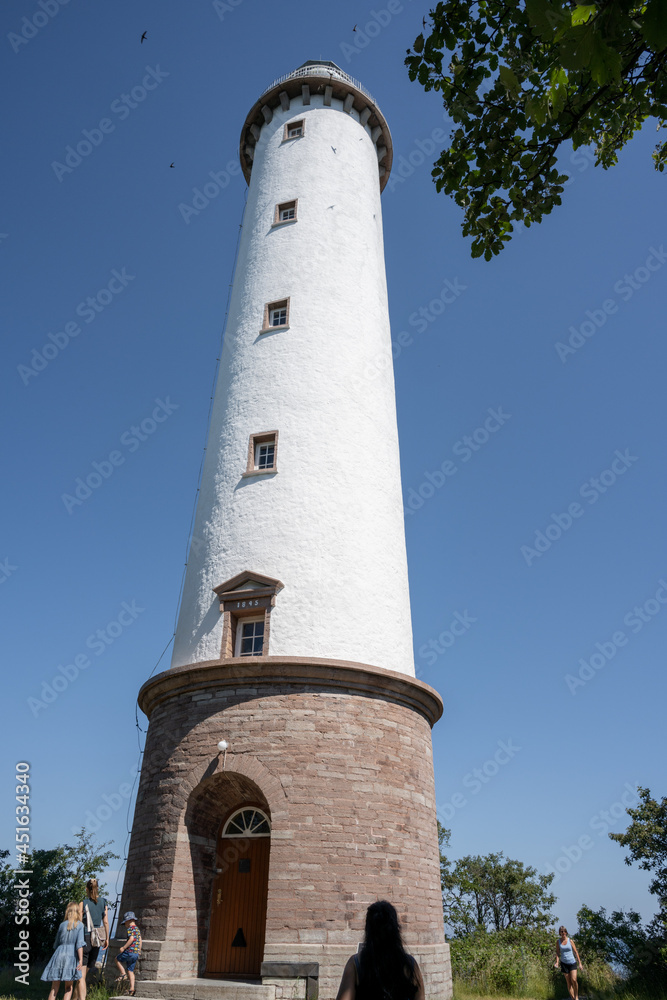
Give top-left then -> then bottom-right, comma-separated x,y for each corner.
41,902 -> 84,1000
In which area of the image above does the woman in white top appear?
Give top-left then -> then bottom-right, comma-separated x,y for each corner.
554,925 -> 584,999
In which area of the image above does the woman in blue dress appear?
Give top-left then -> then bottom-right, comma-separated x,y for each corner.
41,902 -> 84,1000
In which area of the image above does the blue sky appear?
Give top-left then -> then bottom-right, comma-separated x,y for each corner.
2,0 -> 665,940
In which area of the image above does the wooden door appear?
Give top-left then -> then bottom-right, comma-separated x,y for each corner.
205,837 -> 270,977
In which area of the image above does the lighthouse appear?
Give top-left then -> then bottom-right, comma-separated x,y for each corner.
117,62 -> 452,1000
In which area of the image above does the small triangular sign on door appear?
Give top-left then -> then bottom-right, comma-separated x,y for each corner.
231,927 -> 247,947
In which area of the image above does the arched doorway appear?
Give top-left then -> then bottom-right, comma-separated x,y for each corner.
205,807 -> 271,978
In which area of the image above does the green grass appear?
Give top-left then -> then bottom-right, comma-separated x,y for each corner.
0,966 -> 116,1000
452,977 -> 667,1000
2,965 -> 663,1000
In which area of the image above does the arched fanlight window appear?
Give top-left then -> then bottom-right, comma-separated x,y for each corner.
221,808 -> 270,837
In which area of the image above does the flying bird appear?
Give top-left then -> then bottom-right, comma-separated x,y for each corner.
353,24 -> 357,31
331,146 -> 337,154
141,31 -> 147,43
169,162 -> 175,168
422,17 -> 427,28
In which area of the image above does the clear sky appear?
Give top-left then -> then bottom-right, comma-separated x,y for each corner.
2,0 -> 664,940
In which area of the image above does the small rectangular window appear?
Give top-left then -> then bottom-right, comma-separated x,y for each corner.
256,441 -> 275,469
261,298 -> 290,332
244,430 -> 279,476
273,199 -> 298,226
283,120 -> 304,141
238,619 -> 264,656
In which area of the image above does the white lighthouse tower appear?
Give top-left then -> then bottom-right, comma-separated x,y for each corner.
172,61 -> 413,675
118,62 -> 452,1000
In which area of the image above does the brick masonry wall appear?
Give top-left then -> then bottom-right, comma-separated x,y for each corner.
119,662 -> 452,999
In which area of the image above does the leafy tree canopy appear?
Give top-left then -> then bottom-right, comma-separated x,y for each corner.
406,0 -> 667,259
610,785 -> 667,908
437,825 -> 557,935
576,903 -> 667,987
576,904 -> 648,970
0,830 -> 117,962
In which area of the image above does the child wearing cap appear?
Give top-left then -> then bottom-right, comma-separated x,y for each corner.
115,912 -> 141,996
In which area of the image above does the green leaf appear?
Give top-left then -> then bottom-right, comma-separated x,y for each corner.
558,25 -> 595,69
550,67 -> 568,88
589,32 -> 622,84
641,0 -> 667,51
526,0 -> 556,39
413,33 -> 424,54
571,4 -> 596,26
526,0 -> 569,39
499,64 -> 520,97
524,95 -> 547,124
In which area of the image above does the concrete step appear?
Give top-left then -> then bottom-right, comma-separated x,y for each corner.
115,979 -> 276,1000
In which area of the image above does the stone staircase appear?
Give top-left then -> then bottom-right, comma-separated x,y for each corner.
112,981 -> 276,1000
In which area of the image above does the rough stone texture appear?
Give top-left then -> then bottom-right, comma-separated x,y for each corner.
261,962 -> 317,999
107,938 -> 164,982
119,663 -> 452,999
131,982 -> 276,1000
262,980 -> 306,1000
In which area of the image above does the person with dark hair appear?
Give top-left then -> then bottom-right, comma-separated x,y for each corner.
554,925 -> 584,1000
335,901 -> 424,1000
78,878 -> 109,1000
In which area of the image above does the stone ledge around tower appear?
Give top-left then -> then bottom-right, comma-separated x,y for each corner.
123,981 -> 276,1000
138,656 -> 443,727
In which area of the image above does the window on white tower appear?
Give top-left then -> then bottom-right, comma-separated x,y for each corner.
284,120 -> 304,140
270,305 -> 287,326
262,298 -> 290,332
213,571 -> 283,662
256,440 -> 275,470
273,200 -> 298,226
236,619 -> 264,656
244,431 -> 279,476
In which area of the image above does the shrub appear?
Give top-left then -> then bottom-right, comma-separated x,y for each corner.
450,926 -> 619,997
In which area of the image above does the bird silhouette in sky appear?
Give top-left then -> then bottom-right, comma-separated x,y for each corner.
331,146 -> 337,154
169,163 -> 175,168
353,24 -> 357,31
422,17 -> 427,28
141,31 -> 147,43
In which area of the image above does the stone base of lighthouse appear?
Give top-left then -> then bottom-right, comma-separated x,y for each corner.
116,658 -> 452,1000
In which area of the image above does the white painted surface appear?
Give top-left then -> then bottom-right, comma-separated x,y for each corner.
172,88 -> 415,676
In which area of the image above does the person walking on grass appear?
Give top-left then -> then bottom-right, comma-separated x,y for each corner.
41,902 -> 84,1000
335,900 -> 424,1000
554,924 -> 584,1000
115,911 -> 142,996
79,878 -> 110,1000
